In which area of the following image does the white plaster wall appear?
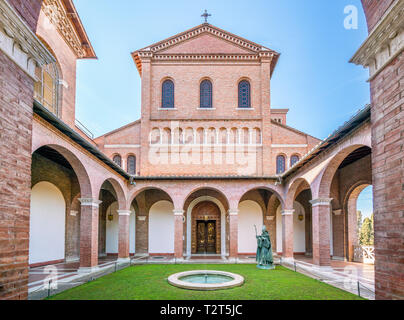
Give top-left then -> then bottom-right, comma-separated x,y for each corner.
149,200 -> 174,254
276,202 -> 306,253
238,200 -> 263,253
29,182 -> 66,264
293,202 -> 306,253
106,202 -> 136,254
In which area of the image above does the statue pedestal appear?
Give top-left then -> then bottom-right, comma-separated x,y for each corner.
257,264 -> 275,270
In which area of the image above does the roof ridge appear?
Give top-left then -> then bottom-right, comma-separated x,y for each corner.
271,119 -> 321,142
95,119 -> 141,139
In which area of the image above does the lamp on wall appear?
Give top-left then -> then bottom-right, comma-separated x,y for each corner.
298,213 -> 304,221
107,206 -> 113,221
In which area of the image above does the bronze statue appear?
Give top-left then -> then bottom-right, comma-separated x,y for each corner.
255,225 -> 275,270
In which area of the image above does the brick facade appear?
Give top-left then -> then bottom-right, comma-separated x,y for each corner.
0,50 -> 34,300
360,0 -> 404,300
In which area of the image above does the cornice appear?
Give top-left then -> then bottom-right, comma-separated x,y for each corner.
309,198 -> 333,207
153,53 -> 266,62
41,0 -> 96,59
0,0 -> 55,79
350,0 -> 404,81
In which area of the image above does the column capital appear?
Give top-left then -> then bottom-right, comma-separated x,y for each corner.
281,209 -> 295,216
79,198 -> 102,207
117,210 -> 131,216
173,209 -> 184,216
310,198 -> 333,207
333,209 -> 342,216
228,209 -> 239,216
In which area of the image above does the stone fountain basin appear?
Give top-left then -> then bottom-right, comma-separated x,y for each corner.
168,270 -> 244,291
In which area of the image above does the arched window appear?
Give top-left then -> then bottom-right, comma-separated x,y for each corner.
162,79 -> 174,108
290,155 -> 300,167
200,79 -> 212,108
127,155 -> 136,175
113,155 -> 122,167
34,62 -> 58,114
238,80 -> 251,108
276,155 -> 286,174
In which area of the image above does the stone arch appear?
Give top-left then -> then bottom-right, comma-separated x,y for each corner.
181,186 -> 230,210
314,144 -> 371,199
343,180 -> 372,261
32,144 -> 92,198
185,195 -> 227,257
235,185 -> 285,211
97,177 -> 127,211
285,177 -> 311,210
128,185 -> 175,209
129,186 -> 175,254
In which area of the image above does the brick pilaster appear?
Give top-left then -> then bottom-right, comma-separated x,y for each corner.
281,209 -> 294,260
173,210 -> 184,259
228,209 -> 239,258
79,198 -> 102,271
310,198 -> 332,267
118,210 -> 131,261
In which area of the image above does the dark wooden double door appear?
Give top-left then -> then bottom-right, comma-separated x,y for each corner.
196,220 -> 216,254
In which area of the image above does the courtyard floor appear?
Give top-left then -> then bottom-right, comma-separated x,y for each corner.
46,264 -> 364,300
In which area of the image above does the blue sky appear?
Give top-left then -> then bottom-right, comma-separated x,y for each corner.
72,0 -> 372,215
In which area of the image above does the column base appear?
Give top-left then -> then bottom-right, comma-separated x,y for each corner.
78,266 -> 100,274
281,257 -> 295,264
117,258 -> 131,264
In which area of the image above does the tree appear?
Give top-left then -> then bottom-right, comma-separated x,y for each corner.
357,210 -> 362,233
360,216 -> 374,246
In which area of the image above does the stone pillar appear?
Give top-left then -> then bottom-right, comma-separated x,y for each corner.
173,210 -> 184,259
310,198 -> 332,268
228,209 -> 239,259
281,210 -> 294,261
118,210 -> 131,262
79,198 -> 102,272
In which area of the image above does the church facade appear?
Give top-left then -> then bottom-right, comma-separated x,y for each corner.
0,0 -> 402,300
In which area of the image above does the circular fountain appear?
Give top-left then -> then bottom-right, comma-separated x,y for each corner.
168,270 -> 244,291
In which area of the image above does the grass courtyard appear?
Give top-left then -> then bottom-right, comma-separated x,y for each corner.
49,264 -> 364,300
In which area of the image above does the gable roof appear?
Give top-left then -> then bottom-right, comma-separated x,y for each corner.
271,119 -> 321,142
131,23 -> 280,76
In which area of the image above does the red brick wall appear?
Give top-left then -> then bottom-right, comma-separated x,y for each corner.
0,50 -> 35,300
361,0 -> 404,300
370,51 -> 404,300
7,0 -> 42,32
36,10 -> 78,129
361,0 -> 397,32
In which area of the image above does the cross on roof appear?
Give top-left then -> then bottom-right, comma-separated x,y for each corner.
201,10 -> 211,23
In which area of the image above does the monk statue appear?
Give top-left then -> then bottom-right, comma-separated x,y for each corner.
255,225 -> 275,270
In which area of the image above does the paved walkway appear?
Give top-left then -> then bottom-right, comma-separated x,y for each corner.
290,256 -> 375,299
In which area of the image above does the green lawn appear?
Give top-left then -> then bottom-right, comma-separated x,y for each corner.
49,264 -> 363,300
